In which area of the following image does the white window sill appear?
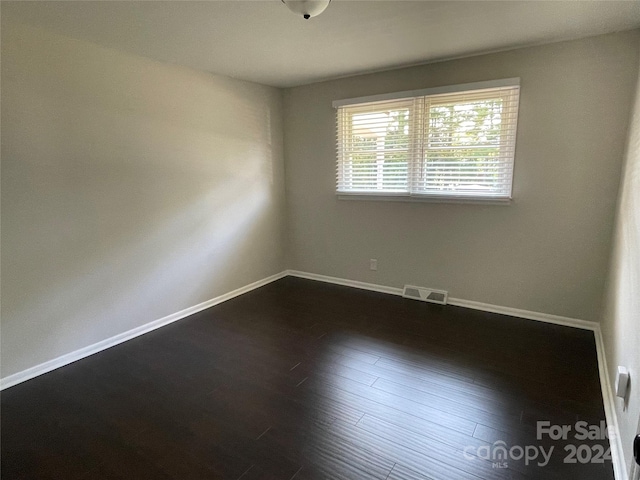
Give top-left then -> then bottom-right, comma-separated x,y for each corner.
336,193 -> 512,205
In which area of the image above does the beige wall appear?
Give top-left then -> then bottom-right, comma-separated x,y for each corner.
602,53 -> 640,476
1,21 -> 286,378
283,30 -> 640,322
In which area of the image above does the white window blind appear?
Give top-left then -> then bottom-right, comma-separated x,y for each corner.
335,79 -> 520,201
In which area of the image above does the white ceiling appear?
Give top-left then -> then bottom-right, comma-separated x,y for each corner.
4,1 -> 640,88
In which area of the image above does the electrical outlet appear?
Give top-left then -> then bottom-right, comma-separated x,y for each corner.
370,259 -> 378,271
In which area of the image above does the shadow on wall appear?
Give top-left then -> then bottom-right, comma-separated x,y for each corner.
0,21 -> 284,378
2,162 -> 274,378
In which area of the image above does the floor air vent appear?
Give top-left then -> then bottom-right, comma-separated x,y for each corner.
402,285 -> 448,305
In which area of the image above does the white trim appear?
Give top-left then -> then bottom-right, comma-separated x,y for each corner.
285,270 -> 625,479
287,270 -> 403,296
332,77 -> 520,108
446,297 -> 598,331
287,270 -> 595,330
0,271 -> 288,391
337,193 -> 512,206
593,325 -> 628,480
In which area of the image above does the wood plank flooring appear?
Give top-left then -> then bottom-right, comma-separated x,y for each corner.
1,277 -> 614,479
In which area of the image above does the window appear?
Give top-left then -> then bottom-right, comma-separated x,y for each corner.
334,79 -> 520,202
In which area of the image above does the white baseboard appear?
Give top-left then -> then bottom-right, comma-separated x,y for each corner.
286,269 -> 625,479
287,269 -> 597,330
287,270 -> 404,296
594,326 -> 628,480
0,271 -> 288,391
446,297 -> 599,331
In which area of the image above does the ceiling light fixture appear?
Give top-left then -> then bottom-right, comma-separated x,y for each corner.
281,0 -> 330,19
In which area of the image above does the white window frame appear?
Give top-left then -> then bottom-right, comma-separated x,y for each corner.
333,78 -> 520,204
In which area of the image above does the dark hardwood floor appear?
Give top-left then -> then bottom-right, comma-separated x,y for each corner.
1,277 -> 614,479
